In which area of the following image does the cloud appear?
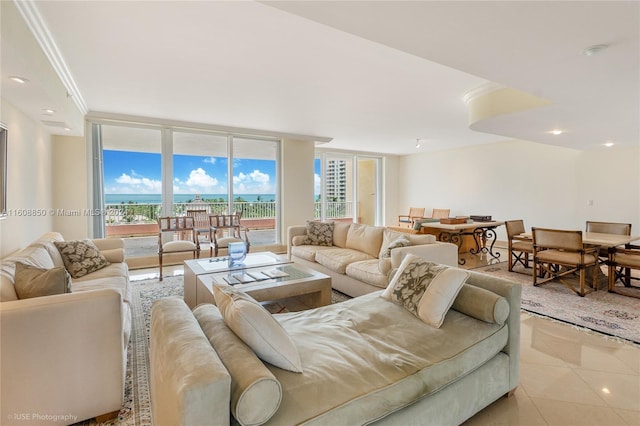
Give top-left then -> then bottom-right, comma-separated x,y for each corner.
233,169 -> 273,194
174,168 -> 224,194
111,172 -> 162,193
314,173 -> 321,195
203,157 -> 216,164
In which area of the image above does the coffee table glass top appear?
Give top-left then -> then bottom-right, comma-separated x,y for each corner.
193,251 -> 288,273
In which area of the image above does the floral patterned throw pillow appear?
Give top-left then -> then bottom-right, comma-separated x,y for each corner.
54,240 -> 111,279
380,253 -> 469,328
380,236 -> 411,258
304,221 -> 334,246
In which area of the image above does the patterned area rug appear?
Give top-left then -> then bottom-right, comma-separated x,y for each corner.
79,276 -> 350,426
472,262 -> 640,345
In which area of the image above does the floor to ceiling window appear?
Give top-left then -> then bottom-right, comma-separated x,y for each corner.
92,121 -> 280,261
315,152 -> 381,225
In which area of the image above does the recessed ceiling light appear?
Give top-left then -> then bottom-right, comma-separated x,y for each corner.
604,141 -> 614,147
549,129 -> 563,136
582,44 -> 609,56
415,138 -> 421,149
64,127 -> 72,131
43,109 -> 56,115
9,76 -> 29,84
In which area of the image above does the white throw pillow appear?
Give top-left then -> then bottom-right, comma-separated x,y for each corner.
381,254 -> 469,328
417,268 -> 469,328
213,284 -> 303,373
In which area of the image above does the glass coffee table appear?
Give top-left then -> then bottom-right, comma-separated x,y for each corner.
184,252 -> 331,311
195,263 -> 332,312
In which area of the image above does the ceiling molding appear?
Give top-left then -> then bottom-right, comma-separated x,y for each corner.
13,0 -> 88,115
462,82 -> 505,106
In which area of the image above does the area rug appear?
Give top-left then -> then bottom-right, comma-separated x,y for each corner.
472,262 -> 640,345
78,276 -> 350,426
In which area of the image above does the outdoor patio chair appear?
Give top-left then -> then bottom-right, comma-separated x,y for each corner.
209,213 -> 250,257
157,216 -> 200,281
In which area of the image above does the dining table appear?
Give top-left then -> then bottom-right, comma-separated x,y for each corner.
519,231 -> 640,291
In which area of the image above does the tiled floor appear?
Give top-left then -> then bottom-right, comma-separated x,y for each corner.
130,248 -> 640,426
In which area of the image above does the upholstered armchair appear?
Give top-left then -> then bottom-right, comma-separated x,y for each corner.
158,216 -> 200,281
505,220 -> 533,272
209,213 -> 250,257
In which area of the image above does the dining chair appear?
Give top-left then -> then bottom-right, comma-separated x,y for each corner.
398,207 -> 425,228
209,213 -> 250,257
585,221 -> 632,264
158,216 -> 200,281
532,227 -> 599,297
505,220 -> 533,272
608,245 -> 640,298
431,208 -> 450,219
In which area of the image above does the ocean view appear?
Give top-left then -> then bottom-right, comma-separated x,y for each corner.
105,194 -> 276,204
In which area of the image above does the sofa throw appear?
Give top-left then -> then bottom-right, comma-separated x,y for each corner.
304,221 -> 334,246
14,262 -> 70,299
54,240 -> 110,279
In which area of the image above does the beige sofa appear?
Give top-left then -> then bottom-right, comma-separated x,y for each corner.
287,222 -> 458,296
0,232 -> 131,425
150,265 -> 521,426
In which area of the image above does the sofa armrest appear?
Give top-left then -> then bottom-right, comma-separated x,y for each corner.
287,226 -> 308,260
150,297 -> 231,426
0,289 -> 125,424
92,238 -> 125,263
390,242 -> 458,268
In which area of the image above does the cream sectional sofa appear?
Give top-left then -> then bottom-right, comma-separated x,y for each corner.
0,232 -> 131,425
287,222 -> 458,297
150,265 -> 521,426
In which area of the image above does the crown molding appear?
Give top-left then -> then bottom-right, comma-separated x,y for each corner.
14,0 -> 88,115
462,82 -> 505,105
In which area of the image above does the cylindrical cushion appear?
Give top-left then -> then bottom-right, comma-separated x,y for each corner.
194,304 -> 282,426
452,284 -> 510,325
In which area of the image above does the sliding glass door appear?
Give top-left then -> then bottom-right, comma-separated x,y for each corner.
93,121 -> 281,262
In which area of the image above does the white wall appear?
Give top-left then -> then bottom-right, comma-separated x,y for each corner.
397,139 -> 640,240
276,138 -> 316,243
0,99 -> 54,257
52,135 -> 88,240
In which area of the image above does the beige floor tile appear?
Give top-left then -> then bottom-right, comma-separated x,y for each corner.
462,387 -> 547,426
614,408 -> 640,425
531,397 -> 627,426
611,346 -> 640,375
520,363 -> 607,406
520,340 -> 569,367
574,369 -> 640,411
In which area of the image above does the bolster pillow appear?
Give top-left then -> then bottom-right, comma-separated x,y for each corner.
194,304 -> 282,426
452,284 -> 510,325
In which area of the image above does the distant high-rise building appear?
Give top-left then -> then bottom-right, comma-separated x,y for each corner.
325,159 -> 348,201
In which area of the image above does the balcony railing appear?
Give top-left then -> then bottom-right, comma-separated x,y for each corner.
104,201 -> 355,234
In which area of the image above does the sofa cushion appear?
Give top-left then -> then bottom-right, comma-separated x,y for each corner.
332,222 -> 351,248
378,258 -> 392,275
194,304 -> 282,426
71,274 -> 132,305
6,244 -> 56,270
346,223 -> 384,258
291,245 -> 335,262
452,284 -> 510,325
13,262 -> 70,299
213,284 -> 303,373
304,221 -> 334,246
345,259 -> 388,288
381,254 -> 468,328
54,240 -> 110,279
291,235 -> 307,246
267,292 -> 507,425
315,249 -> 374,274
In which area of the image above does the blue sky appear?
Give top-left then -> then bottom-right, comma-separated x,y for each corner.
104,151 -> 278,195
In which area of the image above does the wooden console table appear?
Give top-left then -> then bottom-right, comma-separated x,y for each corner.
419,220 -> 505,265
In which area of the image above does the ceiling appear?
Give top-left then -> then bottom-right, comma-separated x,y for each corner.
1,1 -> 638,155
